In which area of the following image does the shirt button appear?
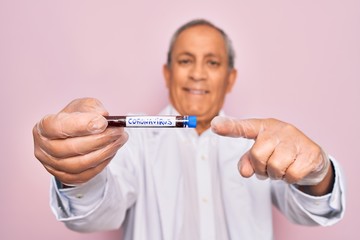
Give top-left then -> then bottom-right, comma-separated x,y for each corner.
201,155 -> 206,161
202,197 -> 208,203
75,193 -> 84,199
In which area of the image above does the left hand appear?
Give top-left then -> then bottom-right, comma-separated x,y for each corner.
211,116 -> 330,185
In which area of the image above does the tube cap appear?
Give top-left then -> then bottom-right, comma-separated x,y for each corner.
187,116 -> 197,128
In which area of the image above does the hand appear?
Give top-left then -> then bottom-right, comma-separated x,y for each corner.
211,116 -> 330,186
33,98 -> 128,185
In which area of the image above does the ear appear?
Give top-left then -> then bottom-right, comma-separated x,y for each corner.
163,64 -> 171,88
226,68 -> 237,93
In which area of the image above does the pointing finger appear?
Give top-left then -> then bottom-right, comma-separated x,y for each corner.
211,116 -> 264,139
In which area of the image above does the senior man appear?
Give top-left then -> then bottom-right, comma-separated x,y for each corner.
33,19 -> 345,240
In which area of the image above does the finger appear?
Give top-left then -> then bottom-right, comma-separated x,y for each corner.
36,132 -> 128,174
211,116 -> 264,139
266,143 -> 297,180
61,98 -> 109,115
43,158 -> 112,185
238,151 -> 255,178
238,153 -> 269,180
37,112 -> 108,139
247,133 -> 278,176
36,127 -> 125,158
283,159 -> 308,184
284,147 -> 324,185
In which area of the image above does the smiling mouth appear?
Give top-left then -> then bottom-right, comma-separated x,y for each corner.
183,87 -> 210,95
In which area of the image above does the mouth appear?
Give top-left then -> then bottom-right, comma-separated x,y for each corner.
183,87 -> 210,95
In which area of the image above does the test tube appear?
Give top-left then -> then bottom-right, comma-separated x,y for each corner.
105,115 -> 197,128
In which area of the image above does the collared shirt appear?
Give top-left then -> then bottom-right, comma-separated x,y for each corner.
51,105 -> 345,240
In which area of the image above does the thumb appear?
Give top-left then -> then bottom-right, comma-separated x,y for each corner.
238,152 -> 255,178
38,112 -> 108,139
211,116 -> 263,139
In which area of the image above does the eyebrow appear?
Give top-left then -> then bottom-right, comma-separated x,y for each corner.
177,52 -> 221,58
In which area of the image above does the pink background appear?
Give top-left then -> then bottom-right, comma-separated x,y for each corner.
1,0 -> 359,239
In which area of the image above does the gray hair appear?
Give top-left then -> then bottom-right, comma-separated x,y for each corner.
166,19 -> 235,69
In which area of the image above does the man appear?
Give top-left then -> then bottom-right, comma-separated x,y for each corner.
33,19 -> 345,239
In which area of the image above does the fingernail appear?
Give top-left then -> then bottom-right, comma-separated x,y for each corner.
88,116 -> 106,133
210,116 -> 223,132
211,116 -> 223,126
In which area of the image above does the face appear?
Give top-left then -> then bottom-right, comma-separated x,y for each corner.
163,25 -> 237,131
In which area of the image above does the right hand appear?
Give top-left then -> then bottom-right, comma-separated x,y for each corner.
33,98 -> 128,185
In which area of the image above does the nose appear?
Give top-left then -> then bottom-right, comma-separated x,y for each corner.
189,62 -> 207,81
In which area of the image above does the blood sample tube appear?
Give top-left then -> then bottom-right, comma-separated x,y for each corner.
105,115 -> 197,128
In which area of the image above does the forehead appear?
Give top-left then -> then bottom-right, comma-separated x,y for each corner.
172,25 -> 227,56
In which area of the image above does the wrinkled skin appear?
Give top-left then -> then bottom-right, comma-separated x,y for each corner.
211,116 -> 333,195
33,98 -> 128,185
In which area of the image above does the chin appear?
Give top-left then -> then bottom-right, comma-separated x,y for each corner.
183,107 -> 205,116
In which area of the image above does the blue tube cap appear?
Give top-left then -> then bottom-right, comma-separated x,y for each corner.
187,116 -> 197,128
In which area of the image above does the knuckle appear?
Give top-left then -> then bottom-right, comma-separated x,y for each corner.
34,147 -> 45,161
32,123 -> 40,137
284,170 -> 302,184
43,164 -> 60,178
267,118 -> 283,127
39,114 -> 53,132
84,97 -> 101,106
116,133 -> 129,147
283,123 -> 297,133
81,98 -> 108,115
34,146 -> 57,167
310,144 -> 322,155
66,98 -> 103,114
267,118 -> 278,124
268,168 -> 284,180
249,147 -> 267,165
267,161 -> 282,173
249,147 -> 261,160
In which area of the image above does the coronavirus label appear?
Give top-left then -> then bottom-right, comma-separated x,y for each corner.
126,116 -> 176,127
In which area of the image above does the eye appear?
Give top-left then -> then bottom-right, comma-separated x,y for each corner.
207,60 -> 220,67
178,59 -> 192,65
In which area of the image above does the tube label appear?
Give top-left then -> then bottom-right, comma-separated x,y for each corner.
126,116 -> 176,127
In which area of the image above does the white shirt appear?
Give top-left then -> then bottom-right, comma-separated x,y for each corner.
50,105 -> 345,240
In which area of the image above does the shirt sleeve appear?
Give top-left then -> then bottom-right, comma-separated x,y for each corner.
271,156 -> 345,226
49,166 -> 136,232
50,169 -> 107,219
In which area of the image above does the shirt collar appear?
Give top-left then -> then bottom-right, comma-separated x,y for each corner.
160,104 -> 225,137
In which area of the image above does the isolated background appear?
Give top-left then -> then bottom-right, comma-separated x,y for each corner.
1,0 -> 359,239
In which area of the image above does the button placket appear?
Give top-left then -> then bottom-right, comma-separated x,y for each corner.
196,135 -> 216,239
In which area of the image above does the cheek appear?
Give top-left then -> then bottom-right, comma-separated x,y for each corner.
210,76 -> 229,93
173,67 -> 188,79
210,81 -> 230,103
170,73 -> 187,89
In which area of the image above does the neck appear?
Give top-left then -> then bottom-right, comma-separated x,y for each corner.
195,119 -> 211,135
